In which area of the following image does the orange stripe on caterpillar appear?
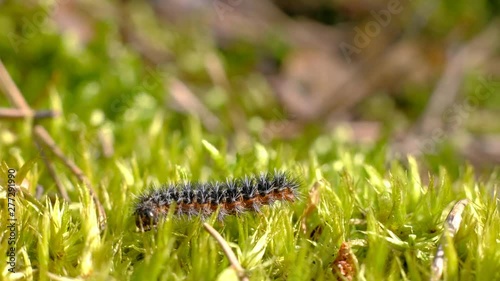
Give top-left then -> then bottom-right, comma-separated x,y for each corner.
133,171 -> 300,231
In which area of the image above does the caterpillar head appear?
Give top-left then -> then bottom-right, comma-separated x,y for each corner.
134,203 -> 159,231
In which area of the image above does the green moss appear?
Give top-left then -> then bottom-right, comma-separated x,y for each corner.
0,2 -> 499,280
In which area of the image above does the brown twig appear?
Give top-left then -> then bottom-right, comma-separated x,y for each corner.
0,108 -> 60,119
33,125 -> 106,228
0,61 -> 32,112
34,139 -> 70,201
203,223 -> 249,281
0,58 -> 106,229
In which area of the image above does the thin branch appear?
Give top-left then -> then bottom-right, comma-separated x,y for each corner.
203,223 -> 249,281
0,58 -> 107,230
34,139 -> 71,202
430,199 -> 468,281
0,61 -> 32,112
0,108 -> 59,119
33,125 -> 107,229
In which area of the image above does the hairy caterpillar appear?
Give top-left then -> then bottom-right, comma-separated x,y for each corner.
133,171 -> 300,231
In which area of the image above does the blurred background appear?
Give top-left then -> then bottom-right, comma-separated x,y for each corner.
1,0 -> 499,176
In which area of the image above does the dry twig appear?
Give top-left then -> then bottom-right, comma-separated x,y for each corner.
0,108 -> 59,119
0,61 -> 31,112
430,199 -> 468,281
34,139 -> 70,201
0,59 -> 107,229
203,223 -> 249,281
33,125 -> 106,227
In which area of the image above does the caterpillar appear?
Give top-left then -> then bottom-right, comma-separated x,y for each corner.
133,171 -> 300,231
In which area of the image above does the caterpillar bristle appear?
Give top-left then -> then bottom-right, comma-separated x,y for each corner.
133,170 -> 301,231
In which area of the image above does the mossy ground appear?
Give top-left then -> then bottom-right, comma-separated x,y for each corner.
0,2 -> 499,280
